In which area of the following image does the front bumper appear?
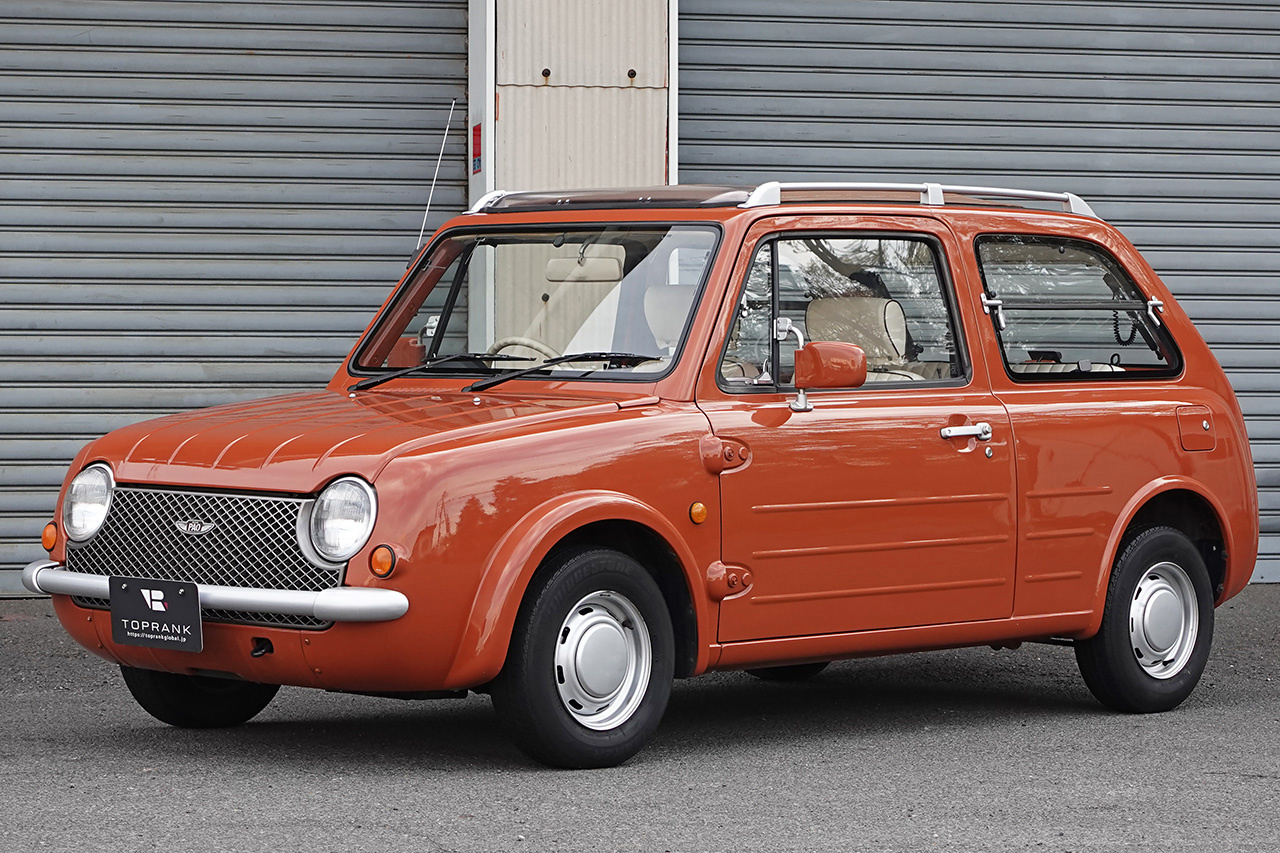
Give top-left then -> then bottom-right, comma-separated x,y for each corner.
22,560 -> 409,623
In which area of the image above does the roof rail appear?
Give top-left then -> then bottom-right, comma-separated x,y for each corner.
740,181 -> 1098,218
467,189 -> 518,213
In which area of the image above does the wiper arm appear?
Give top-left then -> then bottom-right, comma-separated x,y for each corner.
349,352 -> 525,393
463,352 -> 658,393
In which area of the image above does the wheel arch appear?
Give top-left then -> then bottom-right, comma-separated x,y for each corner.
1084,477 -> 1234,637
442,491 -> 712,688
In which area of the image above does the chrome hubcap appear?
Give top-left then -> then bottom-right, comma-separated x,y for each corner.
554,590 -> 651,730
1129,561 -> 1198,679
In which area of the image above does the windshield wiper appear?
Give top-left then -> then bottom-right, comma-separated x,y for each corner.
463,352 -> 658,393
349,352 -> 526,393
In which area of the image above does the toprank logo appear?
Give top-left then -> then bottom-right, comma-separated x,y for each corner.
175,519 -> 216,535
139,588 -> 168,611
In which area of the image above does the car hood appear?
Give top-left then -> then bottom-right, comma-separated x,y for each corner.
83,389 -> 654,492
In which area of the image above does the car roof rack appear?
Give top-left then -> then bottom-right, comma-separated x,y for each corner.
466,185 -> 754,213
740,181 -> 1099,219
466,189 -> 517,213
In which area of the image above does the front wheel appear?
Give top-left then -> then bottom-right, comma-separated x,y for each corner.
120,666 -> 280,728
1074,526 -> 1214,713
491,548 -> 674,768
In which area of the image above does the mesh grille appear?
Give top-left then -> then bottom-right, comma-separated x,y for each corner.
67,486 -> 341,629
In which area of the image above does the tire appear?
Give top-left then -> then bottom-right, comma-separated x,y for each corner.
120,666 -> 280,728
747,662 -> 830,682
490,547 -> 675,768
1074,526 -> 1214,713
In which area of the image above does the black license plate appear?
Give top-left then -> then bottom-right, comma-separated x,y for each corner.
110,576 -> 204,652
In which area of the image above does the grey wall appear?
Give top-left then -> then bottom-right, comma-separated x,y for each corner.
1,0 -> 468,571
678,0 -> 1280,581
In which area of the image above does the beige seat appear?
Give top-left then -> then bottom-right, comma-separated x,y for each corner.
644,285 -> 697,351
1010,362 -> 1125,374
805,296 -> 920,381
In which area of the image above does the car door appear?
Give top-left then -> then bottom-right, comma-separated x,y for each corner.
699,216 -> 1018,642
959,226 -> 1190,620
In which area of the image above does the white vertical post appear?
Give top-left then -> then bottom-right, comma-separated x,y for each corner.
467,0 -> 497,205
667,0 -> 679,185
467,0 -> 497,350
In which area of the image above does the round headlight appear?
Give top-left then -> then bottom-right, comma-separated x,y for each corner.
63,463 -> 114,542
309,477 -> 376,563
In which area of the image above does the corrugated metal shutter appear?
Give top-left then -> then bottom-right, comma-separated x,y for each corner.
679,0 -> 1280,581
0,0 -> 467,572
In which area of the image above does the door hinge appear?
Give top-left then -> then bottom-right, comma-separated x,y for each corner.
701,435 -> 751,474
706,561 -> 753,601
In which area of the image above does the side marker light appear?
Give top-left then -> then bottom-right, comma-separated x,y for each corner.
370,545 -> 397,578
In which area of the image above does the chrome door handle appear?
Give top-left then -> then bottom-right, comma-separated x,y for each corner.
940,422 -> 993,441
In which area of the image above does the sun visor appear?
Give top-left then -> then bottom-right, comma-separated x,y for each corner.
545,256 -> 623,282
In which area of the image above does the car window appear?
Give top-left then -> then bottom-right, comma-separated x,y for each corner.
355,225 -> 718,379
720,235 -> 965,388
976,235 -> 1181,380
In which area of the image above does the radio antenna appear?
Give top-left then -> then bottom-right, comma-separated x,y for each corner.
417,98 -> 457,251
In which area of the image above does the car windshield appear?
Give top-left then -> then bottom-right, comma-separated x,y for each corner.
355,225 -> 719,381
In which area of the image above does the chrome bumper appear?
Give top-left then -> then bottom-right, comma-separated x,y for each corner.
22,560 -> 409,623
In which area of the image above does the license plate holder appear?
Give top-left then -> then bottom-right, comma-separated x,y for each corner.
110,576 -> 204,652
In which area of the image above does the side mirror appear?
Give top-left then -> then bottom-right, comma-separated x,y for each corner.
772,319 -> 867,411
792,341 -> 867,410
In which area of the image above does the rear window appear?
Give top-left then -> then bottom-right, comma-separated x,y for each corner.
975,235 -> 1181,380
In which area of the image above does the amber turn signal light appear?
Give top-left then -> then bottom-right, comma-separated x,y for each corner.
41,522 -> 58,552
369,545 -> 397,578
689,502 -> 708,524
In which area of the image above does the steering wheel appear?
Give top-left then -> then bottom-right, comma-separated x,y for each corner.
487,336 -> 560,359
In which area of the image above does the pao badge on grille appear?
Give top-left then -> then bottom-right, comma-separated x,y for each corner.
176,519 -> 216,535
24,181 -> 1259,769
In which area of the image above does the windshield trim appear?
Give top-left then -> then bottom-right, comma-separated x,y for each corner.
347,220 -> 724,386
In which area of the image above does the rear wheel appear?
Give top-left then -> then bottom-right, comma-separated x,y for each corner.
747,662 -> 830,682
1074,526 -> 1214,713
120,666 -> 279,728
491,547 -> 674,768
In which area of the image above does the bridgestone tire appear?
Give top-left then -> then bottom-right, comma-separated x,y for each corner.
747,662 -> 830,682
120,666 -> 280,728
491,547 -> 675,769
1074,526 -> 1214,713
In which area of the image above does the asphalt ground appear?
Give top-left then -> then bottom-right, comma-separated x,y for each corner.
2,588 -> 1277,853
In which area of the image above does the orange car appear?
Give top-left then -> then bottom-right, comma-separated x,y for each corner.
26,183 -> 1258,768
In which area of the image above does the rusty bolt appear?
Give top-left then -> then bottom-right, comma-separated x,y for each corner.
627,69 -> 637,79
723,448 -> 735,461
541,67 -> 551,78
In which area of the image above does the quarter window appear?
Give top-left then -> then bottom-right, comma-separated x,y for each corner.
976,235 -> 1181,380
720,235 -> 965,388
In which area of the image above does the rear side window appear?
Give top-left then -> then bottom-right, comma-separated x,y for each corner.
976,235 -> 1181,380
